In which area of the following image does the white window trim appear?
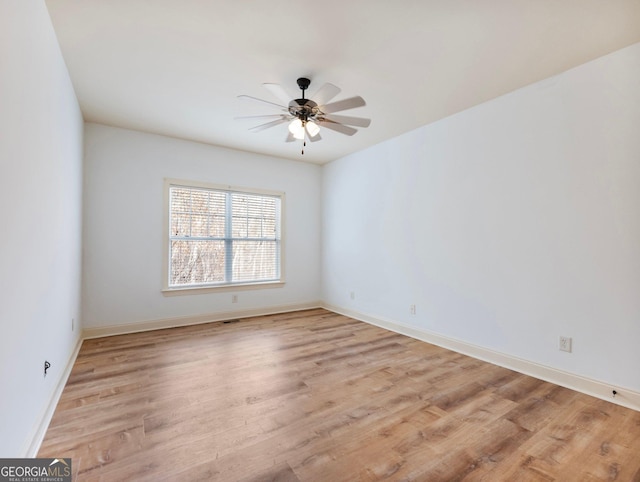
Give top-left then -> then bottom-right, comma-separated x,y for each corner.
162,178 -> 286,295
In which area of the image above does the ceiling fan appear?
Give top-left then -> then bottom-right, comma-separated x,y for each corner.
237,77 -> 370,154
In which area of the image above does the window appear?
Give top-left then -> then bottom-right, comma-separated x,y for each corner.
164,180 -> 283,292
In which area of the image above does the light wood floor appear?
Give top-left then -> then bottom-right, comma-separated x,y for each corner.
39,308 -> 640,481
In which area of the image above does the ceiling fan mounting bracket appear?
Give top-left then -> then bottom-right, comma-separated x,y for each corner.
296,77 -> 311,92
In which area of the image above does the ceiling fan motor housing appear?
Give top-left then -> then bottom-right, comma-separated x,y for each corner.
289,99 -> 319,122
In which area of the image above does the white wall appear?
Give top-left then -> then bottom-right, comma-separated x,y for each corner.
323,43 -> 640,393
82,123 -> 321,329
0,1 -> 83,456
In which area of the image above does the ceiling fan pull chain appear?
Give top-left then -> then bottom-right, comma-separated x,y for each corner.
301,140 -> 306,155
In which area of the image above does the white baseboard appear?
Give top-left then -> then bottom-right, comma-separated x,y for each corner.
322,303 -> 640,412
24,335 -> 83,457
83,301 -> 323,339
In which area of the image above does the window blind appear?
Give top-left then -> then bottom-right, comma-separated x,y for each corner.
169,185 -> 281,288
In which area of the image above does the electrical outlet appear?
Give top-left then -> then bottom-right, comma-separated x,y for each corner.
559,336 -> 572,353
232,294 -> 238,303
350,291 -> 355,300
410,304 -> 416,315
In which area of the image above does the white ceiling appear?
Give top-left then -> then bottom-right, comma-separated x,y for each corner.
45,0 -> 640,164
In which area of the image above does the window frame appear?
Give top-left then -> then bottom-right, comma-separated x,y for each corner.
162,179 -> 285,295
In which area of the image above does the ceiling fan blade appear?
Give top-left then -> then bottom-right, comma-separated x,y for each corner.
319,96 -> 366,114
263,83 -> 293,105
321,114 -> 371,127
235,114 -> 289,121
249,117 -> 289,132
285,132 -> 296,142
310,83 -> 341,106
317,119 -> 358,136
238,95 -> 286,110
309,132 -> 322,142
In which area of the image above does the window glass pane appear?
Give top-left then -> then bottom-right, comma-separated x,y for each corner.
208,192 -> 226,237
247,217 -> 263,238
171,213 -> 190,237
170,188 -> 191,214
231,193 -> 277,239
231,193 -> 248,238
209,214 -> 225,237
231,215 -> 247,238
190,213 -> 209,237
263,217 -> 276,237
190,190 -> 209,214
170,240 -> 225,285
232,240 -> 278,282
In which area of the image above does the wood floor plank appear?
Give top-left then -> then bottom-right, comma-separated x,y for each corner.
38,308 -> 640,480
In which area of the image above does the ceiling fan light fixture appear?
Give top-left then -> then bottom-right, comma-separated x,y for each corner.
288,118 -> 304,139
305,120 -> 320,137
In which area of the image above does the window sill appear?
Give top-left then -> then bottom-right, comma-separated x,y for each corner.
162,281 -> 285,296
